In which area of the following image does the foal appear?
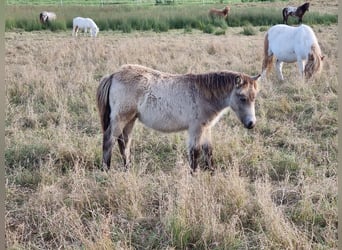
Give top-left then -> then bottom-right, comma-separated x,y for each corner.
97,64 -> 260,173
282,2 -> 310,25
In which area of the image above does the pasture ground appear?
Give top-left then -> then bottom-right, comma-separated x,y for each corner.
5,21 -> 337,249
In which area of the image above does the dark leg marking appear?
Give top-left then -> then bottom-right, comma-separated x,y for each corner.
117,134 -> 131,170
189,147 -> 200,174
117,117 -> 136,170
102,124 -> 113,171
202,144 -> 215,172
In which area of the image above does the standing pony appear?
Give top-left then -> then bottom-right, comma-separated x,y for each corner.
209,6 -> 230,19
39,11 -> 56,24
72,17 -> 99,37
97,64 -> 260,173
261,24 -> 324,81
282,2 -> 310,25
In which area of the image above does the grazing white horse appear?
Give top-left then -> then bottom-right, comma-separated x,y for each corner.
261,24 -> 324,81
72,17 -> 99,37
97,64 -> 260,172
39,11 -> 56,24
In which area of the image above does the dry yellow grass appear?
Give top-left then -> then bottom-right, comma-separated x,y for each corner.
5,23 -> 337,249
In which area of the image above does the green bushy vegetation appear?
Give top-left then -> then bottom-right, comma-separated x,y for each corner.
5,5 -> 337,33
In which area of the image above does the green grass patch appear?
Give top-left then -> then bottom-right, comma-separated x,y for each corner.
241,25 -> 256,35
6,143 -> 51,169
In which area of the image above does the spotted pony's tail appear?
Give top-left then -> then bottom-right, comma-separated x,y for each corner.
282,7 -> 288,24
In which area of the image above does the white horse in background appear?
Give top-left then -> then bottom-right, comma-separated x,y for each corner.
39,11 -> 57,24
72,17 -> 99,37
261,24 -> 324,81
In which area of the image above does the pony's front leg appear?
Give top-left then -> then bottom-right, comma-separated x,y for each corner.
276,59 -> 284,81
297,59 -> 305,79
201,128 -> 215,172
189,146 -> 200,174
298,17 -> 303,24
188,126 -> 203,174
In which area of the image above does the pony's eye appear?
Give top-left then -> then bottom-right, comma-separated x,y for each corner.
239,96 -> 247,103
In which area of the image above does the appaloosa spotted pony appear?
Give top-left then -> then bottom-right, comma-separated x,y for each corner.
282,2 -> 310,25
39,11 -> 56,24
97,64 -> 260,173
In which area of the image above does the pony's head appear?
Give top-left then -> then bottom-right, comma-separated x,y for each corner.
91,27 -> 99,37
305,44 -> 324,79
229,74 -> 260,129
39,12 -> 47,23
301,2 -> 310,11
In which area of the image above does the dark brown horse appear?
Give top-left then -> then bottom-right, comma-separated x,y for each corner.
282,2 -> 310,25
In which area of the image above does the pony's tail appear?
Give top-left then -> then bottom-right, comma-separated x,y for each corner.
97,74 -> 114,132
282,8 -> 287,23
261,33 -> 274,78
305,43 -> 324,79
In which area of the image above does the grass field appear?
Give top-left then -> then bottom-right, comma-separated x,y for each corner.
5,0 -> 337,249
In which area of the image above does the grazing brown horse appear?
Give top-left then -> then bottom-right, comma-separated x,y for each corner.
209,6 -> 230,19
282,2 -> 310,25
97,64 -> 260,173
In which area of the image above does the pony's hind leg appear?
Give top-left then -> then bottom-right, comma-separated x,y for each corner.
102,123 -> 114,171
117,118 -> 136,170
102,114 -> 136,171
73,26 -> 79,37
276,59 -> 284,81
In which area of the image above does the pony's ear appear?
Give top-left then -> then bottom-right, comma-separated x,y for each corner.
235,75 -> 242,87
321,55 -> 325,61
252,74 -> 261,81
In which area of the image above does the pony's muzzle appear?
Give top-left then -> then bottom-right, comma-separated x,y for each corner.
243,117 -> 256,129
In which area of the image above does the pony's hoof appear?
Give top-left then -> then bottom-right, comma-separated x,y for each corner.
101,163 -> 109,172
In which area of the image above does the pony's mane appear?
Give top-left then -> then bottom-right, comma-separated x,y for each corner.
185,71 -> 253,100
305,43 -> 323,78
114,65 -> 257,100
299,2 -> 310,10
